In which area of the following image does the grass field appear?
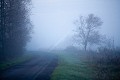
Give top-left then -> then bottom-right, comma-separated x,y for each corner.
51,51 -> 95,80
0,53 -> 34,71
51,50 -> 120,80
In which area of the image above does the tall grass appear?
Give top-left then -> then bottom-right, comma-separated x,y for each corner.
85,48 -> 120,80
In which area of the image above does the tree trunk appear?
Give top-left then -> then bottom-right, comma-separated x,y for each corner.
84,39 -> 88,51
1,0 -> 5,60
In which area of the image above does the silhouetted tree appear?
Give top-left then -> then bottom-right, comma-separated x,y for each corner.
0,0 -> 32,61
74,14 -> 103,51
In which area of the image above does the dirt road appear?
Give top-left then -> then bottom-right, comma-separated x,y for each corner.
0,51 -> 58,80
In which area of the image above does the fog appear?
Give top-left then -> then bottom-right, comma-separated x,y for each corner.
27,0 -> 120,51
1,0 -> 120,79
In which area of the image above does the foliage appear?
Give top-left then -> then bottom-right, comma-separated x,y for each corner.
86,49 -> 120,80
74,14 -> 103,51
0,0 -> 32,61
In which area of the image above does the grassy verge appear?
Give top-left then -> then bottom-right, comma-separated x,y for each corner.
0,53 -> 34,71
51,51 -> 94,80
87,51 -> 120,80
51,50 -> 120,80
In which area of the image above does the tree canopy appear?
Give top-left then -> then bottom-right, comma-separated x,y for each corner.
74,14 -> 103,51
0,0 -> 32,61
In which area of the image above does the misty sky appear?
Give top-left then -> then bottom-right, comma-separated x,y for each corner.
27,0 -> 120,50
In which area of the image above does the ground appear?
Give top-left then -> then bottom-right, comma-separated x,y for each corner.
0,51 -> 58,80
0,51 -> 119,80
51,51 -> 94,80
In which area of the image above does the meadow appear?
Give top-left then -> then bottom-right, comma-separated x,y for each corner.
51,50 -> 120,80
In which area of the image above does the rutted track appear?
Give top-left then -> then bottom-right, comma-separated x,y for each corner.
0,51 -> 58,80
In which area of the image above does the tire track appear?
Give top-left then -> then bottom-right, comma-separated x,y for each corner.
0,52 -> 58,80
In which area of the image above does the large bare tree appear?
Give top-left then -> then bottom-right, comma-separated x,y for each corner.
74,14 -> 103,51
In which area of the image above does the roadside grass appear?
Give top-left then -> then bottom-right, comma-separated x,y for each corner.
0,53 -> 34,71
51,51 -> 94,80
87,51 -> 120,80
51,50 -> 120,80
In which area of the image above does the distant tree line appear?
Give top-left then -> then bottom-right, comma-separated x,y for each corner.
0,0 -> 32,61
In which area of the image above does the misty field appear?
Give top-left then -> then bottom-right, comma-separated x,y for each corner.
51,51 -> 94,80
1,0 -> 120,80
51,50 -> 120,80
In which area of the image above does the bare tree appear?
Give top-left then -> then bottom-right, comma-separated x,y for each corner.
74,14 -> 103,51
